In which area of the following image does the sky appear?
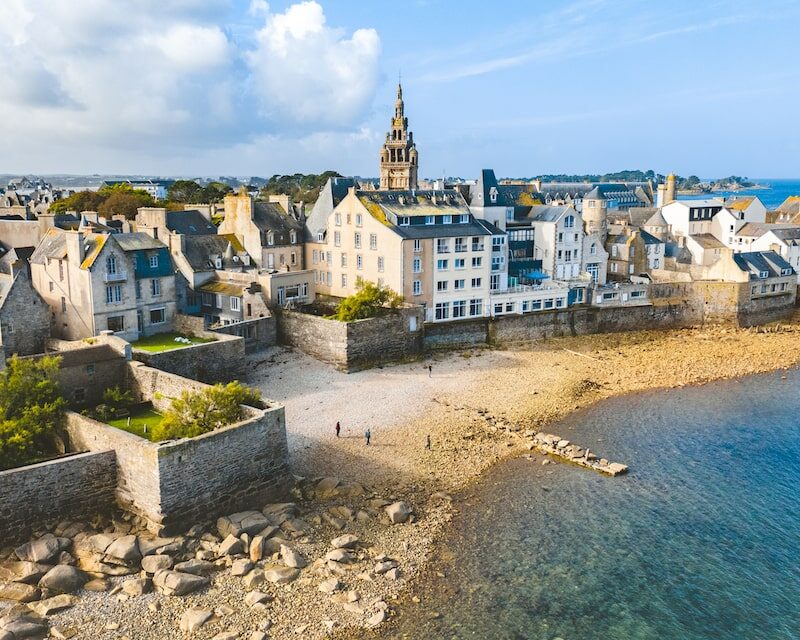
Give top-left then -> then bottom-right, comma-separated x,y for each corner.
1,0 -> 799,179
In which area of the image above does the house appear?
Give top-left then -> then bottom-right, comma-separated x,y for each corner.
196,274 -> 270,328
219,190 -> 305,271
724,196 -> 767,222
661,199 -> 727,237
607,229 -> 647,280
771,196 -> 800,223
30,230 -> 177,341
642,230 -> 666,271
0,264 -> 51,357
702,251 -> 796,300
749,225 -> 800,281
527,206 -> 585,280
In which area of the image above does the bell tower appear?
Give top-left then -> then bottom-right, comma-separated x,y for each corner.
379,83 -> 418,190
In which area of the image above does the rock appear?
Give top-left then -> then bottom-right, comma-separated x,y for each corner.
281,518 -> 313,536
607,462 -> 629,476
263,566 -> 299,584
325,549 -> 355,563
211,632 -> 240,640
50,626 -> 79,639
141,554 -> 172,574
294,624 -> 308,635
244,591 -> 270,606
337,482 -> 366,498
315,477 -> 341,496
29,594 -> 78,616
216,605 -> 235,617
374,561 -> 398,575
261,503 -> 297,524
230,559 -> 253,576
83,533 -> 118,555
38,565 -> 86,594
105,535 -> 140,563
242,569 -> 265,590
342,602 -> 365,615
248,633 -> 267,640
138,537 -> 181,557
385,567 -> 401,580
0,562 -> 51,585
179,607 -> 213,633
83,578 -> 109,592
218,535 -> 244,557
14,537 -> 70,564
384,502 -> 412,524
217,511 -> 270,538
0,582 -> 40,602
430,492 -> 453,502
330,534 -> 359,549
173,559 -> 217,576
318,578 -> 341,594
121,577 -> 150,597
152,570 -> 208,596
367,609 -> 387,627
556,439 -> 570,449
0,618 -> 48,639
321,513 -> 346,530
279,545 -> 307,569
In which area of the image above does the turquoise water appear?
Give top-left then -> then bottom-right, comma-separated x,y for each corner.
387,369 -> 800,639
679,178 -> 800,209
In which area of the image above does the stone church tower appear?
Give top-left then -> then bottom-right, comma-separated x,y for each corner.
379,83 -> 418,190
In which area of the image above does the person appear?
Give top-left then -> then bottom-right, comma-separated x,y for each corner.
428,364 -> 433,378
426,434 -> 431,450
335,421 -> 341,438
365,429 -> 371,446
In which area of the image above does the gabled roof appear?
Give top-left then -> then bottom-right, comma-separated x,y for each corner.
525,205 -> 575,223
733,250 -> 793,278
305,177 -> 357,241
114,232 -> 167,252
181,234 -> 253,273
252,201 -> 303,245
727,196 -> 755,211
639,230 -> 663,245
30,228 -> 67,264
736,222 -> 771,238
469,169 -> 541,209
358,189 -> 470,219
166,210 -> 217,236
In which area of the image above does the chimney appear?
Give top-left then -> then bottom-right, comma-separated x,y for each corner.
65,231 -> 85,265
268,194 -> 291,215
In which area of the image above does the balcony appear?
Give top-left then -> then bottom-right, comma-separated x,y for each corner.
104,271 -> 127,283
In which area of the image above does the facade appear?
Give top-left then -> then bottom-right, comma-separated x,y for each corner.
379,84 -> 419,190
30,230 -> 176,341
0,266 -> 51,357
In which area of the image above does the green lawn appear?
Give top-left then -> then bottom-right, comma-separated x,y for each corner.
108,408 -> 164,441
132,332 -> 215,353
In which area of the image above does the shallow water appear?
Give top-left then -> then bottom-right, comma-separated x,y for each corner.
387,369 -> 800,639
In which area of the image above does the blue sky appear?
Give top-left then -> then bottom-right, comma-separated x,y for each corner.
2,0 -> 799,178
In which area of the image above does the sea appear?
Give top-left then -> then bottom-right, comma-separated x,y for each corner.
386,367 -> 800,639
677,178 -> 800,210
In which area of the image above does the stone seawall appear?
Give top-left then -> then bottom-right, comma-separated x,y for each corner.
0,451 -> 117,545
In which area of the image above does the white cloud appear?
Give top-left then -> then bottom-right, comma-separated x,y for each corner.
0,0 -> 381,170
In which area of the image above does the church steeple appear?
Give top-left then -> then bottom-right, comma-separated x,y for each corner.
380,82 -> 418,190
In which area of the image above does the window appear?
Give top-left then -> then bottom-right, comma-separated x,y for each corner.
357,255 -> 363,270
267,232 -> 274,246
135,280 -> 141,299
312,250 -> 319,264
455,238 -> 467,253
355,214 -> 363,227
437,280 -> 448,292
505,302 -> 514,313
544,298 -> 554,309
48,281 -> 54,292
370,234 -> 377,250
149,308 -> 166,324
149,254 -> 159,268
490,274 -> 500,290
86,364 -> 95,377
60,296 -> 66,312
435,302 -> 450,320
492,256 -> 503,271
425,216 -> 435,225
107,315 -> 125,332
290,230 -> 297,243
58,260 -> 64,281
472,257 -> 483,268
335,213 -> 342,226
106,285 -> 122,304
290,252 -> 297,265
437,259 -> 449,271
341,274 -> 348,287
453,300 -> 466,318
413,280 -> 422,296
469,299 -> 483,316
267,253 -> 275,269
472,237 -> 483,251
630,290 -> 645,298
354,232 -> 362,249
399,216 -> 410,226
151,278 -> 161,296
494,303 -> 503,315
489,186 -> 498,203
558,232 -> 564,243
471,277 -> 482,288
73,388 -> 86,403
564,215 -> 575,229
334,231 -> 341,247
522,301 -> 530,312
628,263 -> 635,274
437,239 -> 450,254
654,258 -> 660,268
413,239 -> 422,252
378,256 -> 384,272
612,245 -> 619,258
556,298 -> 565,308
531,300 -> 542,311
106,253 -> 117,274
454,279 -> 465,290
459,214 -> 470,224
326,251 -> 332,264
231,297 -> 241,312
590,243 -> 597,255
413,257 -> 422,273
455,258 -> 465,269
341,253 -> 347,267
442,215 -> 452,224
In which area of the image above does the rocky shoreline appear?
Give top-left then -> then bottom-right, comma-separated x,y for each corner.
5,318 -> 800,638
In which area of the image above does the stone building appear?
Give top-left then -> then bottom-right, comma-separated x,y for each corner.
379,83 -> 419,190
0,264 -> 51,357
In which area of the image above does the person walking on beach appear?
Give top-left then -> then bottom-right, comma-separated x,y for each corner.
426,434 -> 431,450
428,364 -> 433,378
365,429 -> 371,446
335,421 -> 341,438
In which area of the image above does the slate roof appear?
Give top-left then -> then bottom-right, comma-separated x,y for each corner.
198,280 -> 245,296
469,170 -> 542,209
305,177 -> 357,241
166,210 -> 217,236
358,189 -> 470,218
182,234 -> 252,272
524,205 -> 575,223
30,228 -> 67,264
690,233 -> 726,249
114,233 -> 167,252
736,223 -> 771,238
639,230 -> 663,245
733,251 -> 793,279
252,202 -> 303,246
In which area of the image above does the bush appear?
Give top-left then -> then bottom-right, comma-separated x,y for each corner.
332,279 -> 403,322
0,356 -> 67,470
102,386 -> 134,413
151,382 -> 262,441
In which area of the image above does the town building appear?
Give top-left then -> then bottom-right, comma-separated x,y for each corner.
0,264 -> 51,357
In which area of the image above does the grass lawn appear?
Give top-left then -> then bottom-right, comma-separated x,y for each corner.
132,332 -> 215,353
108,408 -> 164,441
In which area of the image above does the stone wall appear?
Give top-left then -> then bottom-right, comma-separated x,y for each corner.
132,329 -> 245,383
277,306 -> 424,372
212,316 -> 276,353
0,270 -> 51,358
126,360 -> 206,411
0,451 -> 117,544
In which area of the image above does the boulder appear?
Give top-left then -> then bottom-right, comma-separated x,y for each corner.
218,535 -> 244,557
211,633 -> 240,640
0,617 -> 48,639
0,562 -> 50,585
321,513 -> 346,531
138,537 -> 182,557
153,570 -> 208,596
0,582 -> 40,602
385,567 -> 401,580
279,545 -> 307,569
217,511 -> 270,539
261,503 -> 297,525
38,565 -> 86,594
330,535 -> 359,549
121,577 -> 150,597
14,537 -> 71,564
280,518 -> 313,536
29,594 -> 78,616
315,477 -> 341,497
231,559 -> 253,576
244,591 -> 270,607
263,566 -> 299,584
242,569 -> 265,590
374,561 -> 398,575
105,535 -> 141,563
83,533 -> 118,555
384,502 -> 412,524
179,607 -> 213,633
318,578 -> 341,594
141,554 -> 172,574
325,549 -> 355,564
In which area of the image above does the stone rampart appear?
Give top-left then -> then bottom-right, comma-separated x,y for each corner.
0,451 -> 117,544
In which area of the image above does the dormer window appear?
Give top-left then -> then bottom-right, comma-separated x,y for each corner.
290,230 -> 297,244
398,216 -> 410,226
215,257 -> 223,269
267,232 -> 274,246
425,216 -> 435,225
149,254 -> 159,268
442,215 -> 452,224
489,186 -> 498,204
759,270 -> 769,278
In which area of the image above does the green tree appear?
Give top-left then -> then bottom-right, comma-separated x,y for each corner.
49,190 -> 106,214
97,189 -> 155,220
333,279 -> 403,322
201,181 -> 233,203
167,180 -> 204,203
0,356 -> 66,470
151,381 -> 262,441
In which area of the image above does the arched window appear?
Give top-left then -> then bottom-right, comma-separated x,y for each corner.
564,215 -> 575,229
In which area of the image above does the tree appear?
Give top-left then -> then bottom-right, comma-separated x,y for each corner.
333,279 -> 403,322
167,180 -> 204,203
201,182 -> 233,203
151,381 -> 262,441
98,189 -> 155,220
49,190 -> 106,214
0,356 -> 66,470
258,171 -> 342,204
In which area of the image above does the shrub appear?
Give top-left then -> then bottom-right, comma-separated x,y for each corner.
102,386 -> 134,413
0,356 -> 66,470
151,381 -> 262,441
332,279 -> 403,322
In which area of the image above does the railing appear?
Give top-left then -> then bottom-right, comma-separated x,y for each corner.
472,244 -> 485,251
103,271 -> 127,283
